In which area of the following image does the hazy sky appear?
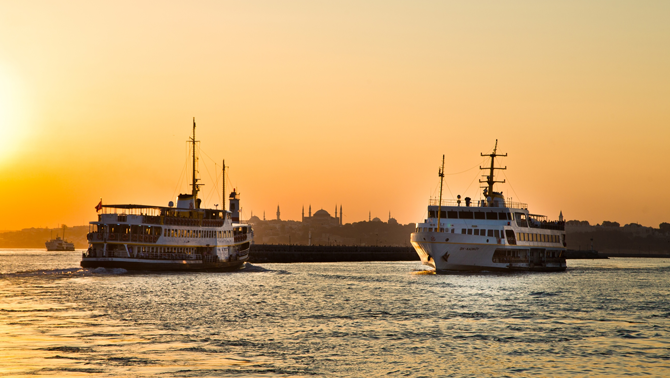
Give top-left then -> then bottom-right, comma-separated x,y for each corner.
1,1 -> 669,231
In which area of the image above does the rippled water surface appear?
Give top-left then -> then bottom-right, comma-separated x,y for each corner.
1,249 -> 669,377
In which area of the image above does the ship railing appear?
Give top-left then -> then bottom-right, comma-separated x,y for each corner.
534,222 -> 565,231
142,215 -> 162,225
162,217 -> 225,227
136,252 -> 203,260
428,198 -> 528,210
88,232 -> 159,243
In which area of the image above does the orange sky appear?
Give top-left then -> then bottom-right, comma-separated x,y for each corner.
1,1 -> 669,231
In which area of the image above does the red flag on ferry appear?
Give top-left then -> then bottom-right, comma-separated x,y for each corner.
95,200 -> 102,212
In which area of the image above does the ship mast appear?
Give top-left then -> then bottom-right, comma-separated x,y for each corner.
437,155 -> 445,232
190,117 -> 201,208
480,139 -> 507,202
222,159 -> 225,211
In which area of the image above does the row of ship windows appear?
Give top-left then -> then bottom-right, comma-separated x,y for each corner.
417,227 -> 505,238
492,249 -> 562,259
137,246 -> 196,254
417,227 -> 560,243
163,228 -> 233,239
518,232 -> 560,243
428,210 -> 512,220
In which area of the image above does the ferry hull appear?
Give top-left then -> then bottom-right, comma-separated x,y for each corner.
411,232 -> 566,273
80,257 -> 247,272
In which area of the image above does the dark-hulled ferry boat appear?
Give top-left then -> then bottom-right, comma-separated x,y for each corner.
81,119 -> 252,271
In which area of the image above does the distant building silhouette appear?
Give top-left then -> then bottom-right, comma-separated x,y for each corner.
302,207 -> 340,228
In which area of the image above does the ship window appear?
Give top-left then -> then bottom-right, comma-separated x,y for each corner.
486,212 -> 498,220
462,229 -> 466,234
447,210 -> 458,219
474,212 -> 485,220
428,210 -> 436,218
467,229 -> 472,235
515,213 -> 528,227
474,229 -> 479,236
488,230 -> 494,237
494,230 -> 500,238
459,211 -> 473,219
452,229 -> 455,233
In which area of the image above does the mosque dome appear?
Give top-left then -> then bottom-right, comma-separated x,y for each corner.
313,209 -> 331,218
372,217 -> 382,222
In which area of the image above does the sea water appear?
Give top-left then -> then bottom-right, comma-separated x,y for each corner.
1,249 -> 669,377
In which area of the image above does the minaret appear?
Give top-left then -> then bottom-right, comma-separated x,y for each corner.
559,211 -> 564,222
263,211 -> 265,221
369,211 -> 371,222
302,205 -> 305,221
335,205 -> 338,219
309,205 -> 312,217
389,211 -> 391,222
340,205 -> 343,226
277,205 -> 281,221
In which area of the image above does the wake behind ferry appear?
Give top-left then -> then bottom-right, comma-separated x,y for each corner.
410,141 -> 566,272
81,119 -> 252,271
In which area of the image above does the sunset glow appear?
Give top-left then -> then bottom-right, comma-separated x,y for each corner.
0,1 -> 669,231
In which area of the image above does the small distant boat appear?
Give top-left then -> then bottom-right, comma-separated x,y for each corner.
410,141 -> 567,272
45,227 -> 75,251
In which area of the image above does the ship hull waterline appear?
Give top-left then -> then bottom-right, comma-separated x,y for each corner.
81,257 -> 247,272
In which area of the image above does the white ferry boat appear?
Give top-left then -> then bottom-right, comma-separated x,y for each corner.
410,141 -> 566,272
45,227 -> 75,251
81,119 -> 253,271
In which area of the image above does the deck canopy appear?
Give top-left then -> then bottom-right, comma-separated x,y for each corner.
99,204 -> 228,219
